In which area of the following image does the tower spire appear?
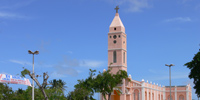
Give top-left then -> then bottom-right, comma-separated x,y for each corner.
110,6 -> 124,29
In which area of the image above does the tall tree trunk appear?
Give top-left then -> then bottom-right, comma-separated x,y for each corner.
40,87 -> 48,100
28,72 -> 49,100
108,93 -> 111,100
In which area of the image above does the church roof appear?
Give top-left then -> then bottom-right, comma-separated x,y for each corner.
109,13 -> 125,28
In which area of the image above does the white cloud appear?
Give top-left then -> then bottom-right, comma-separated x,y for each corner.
51,55 -> 105,77
126,0 -> 151,12
9,59 -> 32,66
164,17 -> 192,22
80,60 -> 105,68
106,0 -> 151,12
62,55 -> 105,68
148,69 -> 158,74
66,51 -> 73,54
148,69 -> 189,81
0,12 -> 28,19
154,74 -> 188,81
77,70 -> 83,73
53,65 -> 79,77
0,0 -> 34,10
50,71 -> 67,78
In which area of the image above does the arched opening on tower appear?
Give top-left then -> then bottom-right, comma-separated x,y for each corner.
113,51 -> 117,63
123,52 -> 125,63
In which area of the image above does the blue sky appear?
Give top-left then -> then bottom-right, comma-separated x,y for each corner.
0,0 -> 199,99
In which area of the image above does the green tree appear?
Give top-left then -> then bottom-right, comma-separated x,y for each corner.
184,50 -> 200,97
47,79 -> 67,100
0,83 -> 14,100
67,68 -> 128,100
0,80 -> 67,100
21,68 -> 50,100
49,79 -> 67,91
13,88 -> 26,100
66,87 -> 93,100
94,69 -> 128,100
69,69 -> 96,100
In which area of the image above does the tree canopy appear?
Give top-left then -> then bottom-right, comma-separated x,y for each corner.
1,66 -> 128,100
0,82 -> 67,100
184,50 -> 200,97
95,69 -> 128,100
67,68 -> 128,100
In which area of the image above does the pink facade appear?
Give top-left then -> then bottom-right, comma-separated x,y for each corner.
101,7 -> 192,100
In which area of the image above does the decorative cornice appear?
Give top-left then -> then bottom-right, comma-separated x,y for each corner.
108,48 -> 127,51
131,80 -> 142,85
109,65 -> 127,68
108,31 -> 126,34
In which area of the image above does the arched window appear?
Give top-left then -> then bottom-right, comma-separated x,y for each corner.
123,52 -> 125,63
152,93 -> 154,100
149,92 -> 151,100
179,95 -> 184,100
113,51 -> 117,63
145,92 -> 147,100
134,89 -> 139,100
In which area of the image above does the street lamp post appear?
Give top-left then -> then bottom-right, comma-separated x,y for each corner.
165,64 -> 175,100
28,50 -> 39,100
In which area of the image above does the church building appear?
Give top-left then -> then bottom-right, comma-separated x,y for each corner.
101,6 -> 192,100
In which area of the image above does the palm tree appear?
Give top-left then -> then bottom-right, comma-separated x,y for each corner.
49,79 -> 67,92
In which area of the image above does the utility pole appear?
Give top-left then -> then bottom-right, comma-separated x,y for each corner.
28,50 -> 39,100
165,64 -> 175,100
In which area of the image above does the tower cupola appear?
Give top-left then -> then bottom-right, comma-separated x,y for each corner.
109,6 -> 125,33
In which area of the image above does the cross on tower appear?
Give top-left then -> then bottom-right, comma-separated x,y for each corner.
115,6 -> 119,13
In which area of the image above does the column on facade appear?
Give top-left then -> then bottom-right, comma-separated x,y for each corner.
154,83 -> 155,100
175,86 -> 177,100
147,83 -> 149,100
142,80 -> 145,100
151,82 -> 152,100
120,79 -> 126,100
163,86 -> 165,100
156,84 -> 158,100
155,85 -> 156,100
160,91 -> 161,100
159,85 -> 161,100
186,85 -> 189,100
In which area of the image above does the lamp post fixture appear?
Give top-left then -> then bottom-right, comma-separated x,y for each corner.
28,50 -> 39,100
165,64 -> 175,100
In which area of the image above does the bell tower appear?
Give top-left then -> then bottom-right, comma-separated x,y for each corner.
108,6 -> 127,74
